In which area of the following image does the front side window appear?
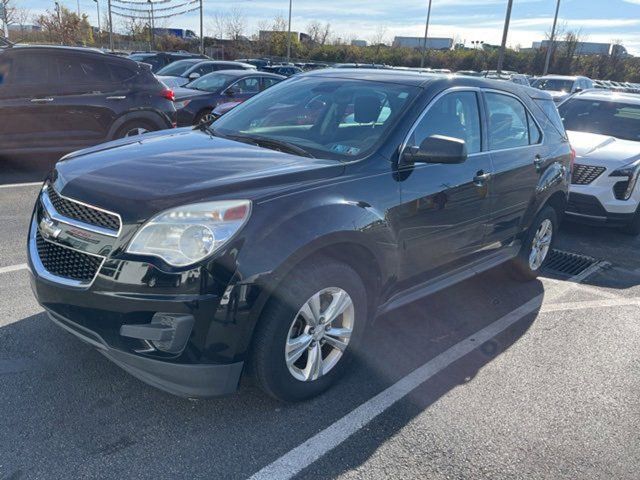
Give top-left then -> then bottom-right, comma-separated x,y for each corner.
156,59 -> 198,76
558,98 -> 640,142
261,77 -> 280,89
213,76 -> 420,160
486,92 -> 530,150
12,53 -> 52,85
186,73 -> 234,92
0,57 -> 12,86
232,77 -> 260,94
409,91 -> 482,154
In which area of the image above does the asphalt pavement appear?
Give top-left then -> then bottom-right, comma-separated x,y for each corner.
1,170 -> 639,480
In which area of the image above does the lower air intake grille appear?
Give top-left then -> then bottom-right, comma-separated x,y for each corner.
613,180 -> 630,200
571,164 -> 606,185
36,231 -> 103,283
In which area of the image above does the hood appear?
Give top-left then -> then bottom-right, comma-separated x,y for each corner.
156,75 -> 189,88
53,128 -> 343,223
567,130 -> 640,170
173,86 -> 211,100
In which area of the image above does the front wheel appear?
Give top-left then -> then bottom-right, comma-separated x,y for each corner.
114,120 -> 156,139
250,259 -> 368,402
509,206 -> 558,281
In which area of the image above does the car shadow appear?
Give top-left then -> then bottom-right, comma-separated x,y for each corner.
1,267 -> 544,479
0,154 -> 57,185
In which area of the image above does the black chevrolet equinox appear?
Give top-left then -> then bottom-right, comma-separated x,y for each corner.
28,70 -> 572,401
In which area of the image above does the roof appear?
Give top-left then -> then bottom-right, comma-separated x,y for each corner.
8,44 -> 105,54
200,69 -> 284,79
572,90 -> 640,105
301,68 -> 553,100
537,75 -> 583,81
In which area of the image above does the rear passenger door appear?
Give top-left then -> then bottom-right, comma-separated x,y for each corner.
483,90 -> 544,248
51,54 -> 127,148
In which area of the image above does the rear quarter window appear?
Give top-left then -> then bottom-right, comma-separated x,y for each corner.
533,98 -> 567,138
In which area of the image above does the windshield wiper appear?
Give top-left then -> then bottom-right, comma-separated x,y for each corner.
225,134 -> 315,158
196,122 -> 224,138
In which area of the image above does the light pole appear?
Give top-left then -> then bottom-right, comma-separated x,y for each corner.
94,0 -> 101,34
496,0 -> 513,75
55,1 -> 63,45
286,0 -> 293,61
543,0 -> 561,76
199,0 -> 204,54
420,0 -> 433,69
107,0 -> 113,51
147,0 -> 155,50
77,0 -> 81,16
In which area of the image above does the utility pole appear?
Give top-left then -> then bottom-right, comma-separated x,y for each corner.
77,0 -> 81,16
147,0 -> 155,50
0,2 -> 8,40
199,0 -> 204,54
94,0 -> 101,37
55,1 -> 63,45
543,0 -> 561,76
107,0 -> 113,51
420,0 -> 433,68
286,0 -> 292,61
496,0 -> 513,75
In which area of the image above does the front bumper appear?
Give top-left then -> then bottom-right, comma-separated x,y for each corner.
47,309 -> 242,397
566,192 -> 636,226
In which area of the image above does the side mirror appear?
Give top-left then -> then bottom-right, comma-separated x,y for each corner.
188,72 -> 201,80
573,87 -> 583,93
402,135 -> 468,165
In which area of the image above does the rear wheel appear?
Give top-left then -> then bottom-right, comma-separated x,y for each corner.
114,120 -> 156,139
510,206 -> 557,281
251,259 -> 368,402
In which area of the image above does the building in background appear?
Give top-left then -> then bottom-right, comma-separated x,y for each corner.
392,36 -> 453,50
8,24 -> 42,32
152,28 -> 197,40
351,39 -> 367,47
533,40 -> 629,57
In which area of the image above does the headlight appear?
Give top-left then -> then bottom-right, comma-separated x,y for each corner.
610,158 -> 640,200
174,99 -> 192,109
127,200 -> 251,267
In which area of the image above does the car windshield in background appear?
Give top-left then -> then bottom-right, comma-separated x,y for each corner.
532,79 -> 575,92
156,59 -> 199,76
559,98 -> 640,141
212,76 -> 420,160
187,73 -> 234,92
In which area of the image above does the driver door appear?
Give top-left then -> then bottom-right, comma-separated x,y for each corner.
391,89 -> 495,289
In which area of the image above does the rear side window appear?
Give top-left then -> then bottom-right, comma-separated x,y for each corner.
527,112 -> 542,144
534,98 -> 566,137
261,77 -> 280,90
109,63 -> 136,82
56,56 -> 109,84
485,92 -> 529,150
410,91 -> 482,154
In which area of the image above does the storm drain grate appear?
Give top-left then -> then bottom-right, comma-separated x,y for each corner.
543,249 -> 599,277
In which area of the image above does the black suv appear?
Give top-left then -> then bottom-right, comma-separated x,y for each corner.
28,70 -> 571,401
0,46 -> 176,157
127,51 -> 208,73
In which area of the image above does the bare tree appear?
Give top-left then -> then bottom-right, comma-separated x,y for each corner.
208,11 -> 226,39
369,25 -> 388,46
1,0 -> 16,26
225,7 -> 246,41
14,6 -> 30,35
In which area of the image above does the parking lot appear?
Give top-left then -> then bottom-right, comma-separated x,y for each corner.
2,161 -> 639,479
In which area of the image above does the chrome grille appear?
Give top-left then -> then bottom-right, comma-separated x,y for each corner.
47,186 -> 121,232
571,164 -> 606,185
35,230 -> 103,283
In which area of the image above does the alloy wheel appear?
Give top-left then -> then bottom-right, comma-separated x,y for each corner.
529,218 -> 553,271
124,127 -> 149,137
285,287 -> 354,382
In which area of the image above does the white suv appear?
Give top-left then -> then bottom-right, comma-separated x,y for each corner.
559,90 -> 640,235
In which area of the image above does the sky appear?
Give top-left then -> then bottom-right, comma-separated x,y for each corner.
16,0 -> 640,55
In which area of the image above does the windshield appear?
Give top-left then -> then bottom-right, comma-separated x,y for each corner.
156,59 -> 199,76
186,73 -> 234,92
212,76 -> 420,160
559,98 -> 640,142
532,78 -> 575,93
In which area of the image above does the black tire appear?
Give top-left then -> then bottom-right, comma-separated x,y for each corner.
621,210 -> 640,236
250,259 -> 368,402
509,206 -> 558,281
114,119 -> 157,139
194,109 -> 214,126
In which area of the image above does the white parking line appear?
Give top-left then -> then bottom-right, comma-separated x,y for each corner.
249,265 -> 607,480
0,181 -> 42,190
0,264 -> 28,274
541,297 -> 640,313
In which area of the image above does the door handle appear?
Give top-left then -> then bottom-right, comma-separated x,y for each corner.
534,155 -> 544,172
30,97 -> 54,103
473,171 -> 492,187
106,96 -> 127,100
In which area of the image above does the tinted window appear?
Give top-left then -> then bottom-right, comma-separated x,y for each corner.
156,59 -> 199,76
410,91 -> 482,154
527,112 -> 542,144
534,98 -> 566,136
214,76 -> 420,160
192,63 -> 217,75
56,56 -> 110,84
12,53 -> 53,85
232,77 -> 260,94
186,73 -> 233,92
109,63 -> 136,82
558,98 -> 640,142
486,92 -> 529,150
532,78 -> 575,93
261,77 -> 280,89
